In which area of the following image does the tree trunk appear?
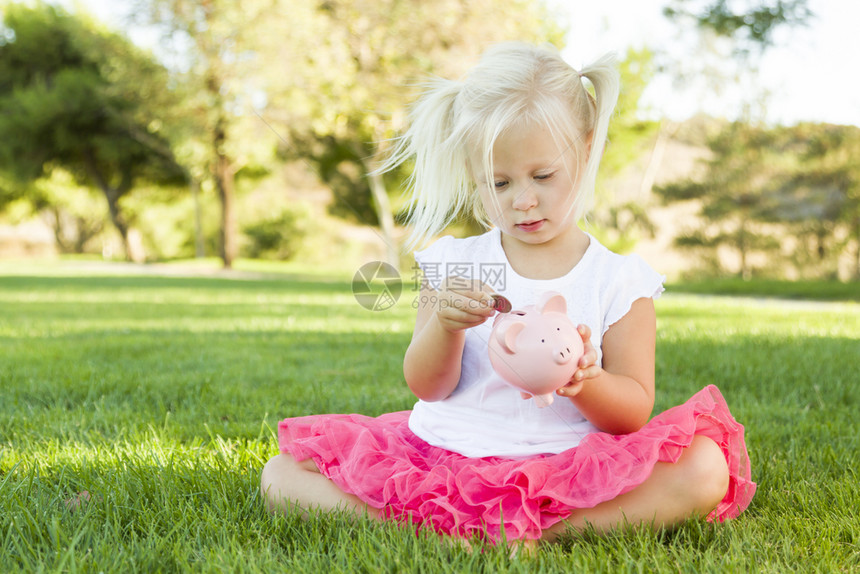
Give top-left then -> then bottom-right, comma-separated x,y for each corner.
639,121 -> 672,197
190,176 -> 205,258
206,64 -> 236,269
737,219 -> 750,280
361,135 -> 400,270
46,207 -> 72,254
214,151 -> 237,269
82,150 -> 145,263
103,186 -> 145,263
854,216 -> 860,281
366,167 -> 399,270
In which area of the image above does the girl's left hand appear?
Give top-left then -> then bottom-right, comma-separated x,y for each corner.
556,324 -> 600,399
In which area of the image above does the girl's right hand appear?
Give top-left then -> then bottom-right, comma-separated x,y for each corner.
433,277 -> 497,333
405,277 -> 495,401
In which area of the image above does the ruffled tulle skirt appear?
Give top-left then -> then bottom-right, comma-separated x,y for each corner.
278,385 -> 755,543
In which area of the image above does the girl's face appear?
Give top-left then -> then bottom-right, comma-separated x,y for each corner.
473,122 -> 586,249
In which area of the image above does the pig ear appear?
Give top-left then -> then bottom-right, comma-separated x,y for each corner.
536,291 -> 567,315
495,321 -> 525,354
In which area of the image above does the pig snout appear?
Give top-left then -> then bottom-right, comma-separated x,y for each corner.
553,343 -> 575,365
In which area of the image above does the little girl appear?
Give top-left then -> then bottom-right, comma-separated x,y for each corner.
261,42 -> 755,545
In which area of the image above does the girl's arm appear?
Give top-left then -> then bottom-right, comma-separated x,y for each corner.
403,279 -> 496,402
557,297 -> 656,434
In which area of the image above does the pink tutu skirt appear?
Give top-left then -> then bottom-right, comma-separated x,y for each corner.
278,385 -> 755,543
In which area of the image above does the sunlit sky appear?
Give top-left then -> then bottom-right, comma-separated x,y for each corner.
62,0 -> 858,127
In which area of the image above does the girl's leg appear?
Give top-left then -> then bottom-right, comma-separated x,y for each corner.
542,435 -> 730,541
260,453 -> 381,519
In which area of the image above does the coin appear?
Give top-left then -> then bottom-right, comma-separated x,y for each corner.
491,294 -> 512,313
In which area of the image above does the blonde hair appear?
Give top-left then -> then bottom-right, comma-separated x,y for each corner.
378,42 -> 620,250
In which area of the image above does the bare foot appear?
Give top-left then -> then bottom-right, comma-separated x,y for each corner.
64,490 -> 100,512
508,538 -> 538,558
441,534 -> 474,553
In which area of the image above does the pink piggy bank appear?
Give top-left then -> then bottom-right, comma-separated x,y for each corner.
488,291 -> 583,408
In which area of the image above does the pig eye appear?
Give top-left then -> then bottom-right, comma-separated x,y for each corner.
541,339 -> 545,343
512,311 -> 526,316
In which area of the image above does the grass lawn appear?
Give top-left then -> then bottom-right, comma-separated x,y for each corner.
668,277 -> 860,302
1,261 -> 859,572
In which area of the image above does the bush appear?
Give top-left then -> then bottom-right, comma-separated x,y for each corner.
242,204 -> 311,261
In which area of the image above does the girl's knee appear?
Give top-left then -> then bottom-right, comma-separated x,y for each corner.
260,454 -> 294,501
682,436 -> 730,511
262,453 -> 308,515
260,453 -> 321,512
261,453 -> 287,481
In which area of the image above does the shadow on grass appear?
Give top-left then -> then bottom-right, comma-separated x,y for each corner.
0,274 -> 352,295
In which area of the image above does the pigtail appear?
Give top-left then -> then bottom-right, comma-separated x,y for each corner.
575,54 -> 620,220
375,78 -> 471,251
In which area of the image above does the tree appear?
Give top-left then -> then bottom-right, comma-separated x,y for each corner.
663,0 -> 813,58
657,121 -> 860,280
30,169 -> 106,254
135,0 -> 281,269
0,2 -> 186,262
656,122 -> 784,278
765,124 -> 860,279
661,0 -> 813,122
656,1 -> 826,278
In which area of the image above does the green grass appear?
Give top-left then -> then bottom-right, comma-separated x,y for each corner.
1,262 -> 859,572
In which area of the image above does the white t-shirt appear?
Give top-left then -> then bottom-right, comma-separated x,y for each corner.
409,227 -> 665,458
